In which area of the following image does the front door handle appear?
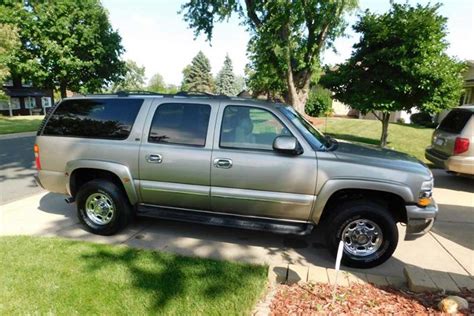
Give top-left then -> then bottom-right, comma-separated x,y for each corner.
146,154 -> 162,164
213,158 -> 233,169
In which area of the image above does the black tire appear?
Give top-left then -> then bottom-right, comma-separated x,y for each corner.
325,200 -> 398,269
76,179 -> 132,236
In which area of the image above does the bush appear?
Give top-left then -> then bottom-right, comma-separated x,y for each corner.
305,85 -> 333,117
410,112 -> 433,126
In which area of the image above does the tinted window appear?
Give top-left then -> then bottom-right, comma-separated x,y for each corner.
220,106 -> 291,150
148,103 -> 211,146
42,98 -> 143,139
439,109 -> 473,134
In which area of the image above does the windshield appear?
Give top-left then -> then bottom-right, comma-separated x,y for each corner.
278,106 -> 331,150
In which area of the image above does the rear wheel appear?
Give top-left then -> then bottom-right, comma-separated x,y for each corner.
325,200 -> 398,268
76,179 -> 132,235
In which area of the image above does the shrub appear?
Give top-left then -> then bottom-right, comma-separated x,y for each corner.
305,85 -> 333,117
410,112 -> 433,126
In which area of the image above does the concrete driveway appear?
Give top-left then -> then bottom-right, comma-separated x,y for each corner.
0,169 -> 472,278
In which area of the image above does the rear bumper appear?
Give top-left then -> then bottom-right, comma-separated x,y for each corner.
425,147 -> 448,168
425,147 -> 474,175
446,155 -> 474,175
34,170 -> 68,195
404,200 -> 438,240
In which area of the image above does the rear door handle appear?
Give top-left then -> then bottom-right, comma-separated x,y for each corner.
213,158 -> 233,169
146,154 -> 162,164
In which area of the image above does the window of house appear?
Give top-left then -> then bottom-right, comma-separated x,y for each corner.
25,97 -> 36,109
220,106 -> 291,150
148,103 -> 211,146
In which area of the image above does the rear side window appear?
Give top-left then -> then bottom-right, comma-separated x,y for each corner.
438,109 -> 473,134
42,98 -> 143,140
148,103 -> 211,146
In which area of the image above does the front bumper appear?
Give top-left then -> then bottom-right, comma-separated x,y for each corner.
404,199 -> 438,240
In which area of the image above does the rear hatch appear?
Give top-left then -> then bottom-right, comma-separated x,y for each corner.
432,108 -> 473,156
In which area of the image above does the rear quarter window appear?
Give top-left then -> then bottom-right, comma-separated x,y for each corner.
438,109 -> 473,134
42,98 -> 143,140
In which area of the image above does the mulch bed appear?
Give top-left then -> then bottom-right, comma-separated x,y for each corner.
270,282 -> 473,315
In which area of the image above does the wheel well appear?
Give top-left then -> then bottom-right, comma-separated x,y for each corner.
319,189 -> 407,224
70,168 -> 126,199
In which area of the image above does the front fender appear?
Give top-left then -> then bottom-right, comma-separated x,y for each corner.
311,178 -> 414,223
65,159 -> 138,205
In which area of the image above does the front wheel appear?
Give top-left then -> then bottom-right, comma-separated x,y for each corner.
325,200 -> 398,268
76,179 -> 132,236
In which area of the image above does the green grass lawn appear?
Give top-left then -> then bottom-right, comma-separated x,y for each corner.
0,115 -> 44,134
0,236 -> 267,315
314,118 -> 434,162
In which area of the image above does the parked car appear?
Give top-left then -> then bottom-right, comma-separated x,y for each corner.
34,92 -> 437,268
425,105 -> 474,176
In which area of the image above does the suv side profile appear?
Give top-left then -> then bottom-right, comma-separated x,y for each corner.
35,92 -> 437,268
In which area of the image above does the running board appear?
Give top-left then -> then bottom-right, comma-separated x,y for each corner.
137,204 -> 314,235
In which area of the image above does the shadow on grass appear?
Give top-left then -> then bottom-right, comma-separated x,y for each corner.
80,246 -> 266,313
327,132 -> 382,146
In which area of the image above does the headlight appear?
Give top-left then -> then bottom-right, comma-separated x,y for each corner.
418,179 -> 434,207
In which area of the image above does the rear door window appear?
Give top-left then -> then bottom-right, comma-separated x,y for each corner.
42,98 -> 143,139
148,103 -> 211,146
438,109 -> 473,134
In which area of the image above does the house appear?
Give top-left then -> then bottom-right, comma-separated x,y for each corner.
461,60 -> 474,105
0,78 -> 54,116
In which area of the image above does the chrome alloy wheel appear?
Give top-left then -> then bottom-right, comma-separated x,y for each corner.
85,193 -> 115,225
342,219 -> 383,257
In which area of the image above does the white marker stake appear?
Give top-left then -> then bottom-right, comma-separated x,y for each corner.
332,240 -> 344,304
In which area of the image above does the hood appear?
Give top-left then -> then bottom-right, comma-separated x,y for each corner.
333,140 -> 431,177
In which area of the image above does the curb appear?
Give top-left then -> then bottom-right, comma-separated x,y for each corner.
0,131 -> 36,140
268,264 -> 474,293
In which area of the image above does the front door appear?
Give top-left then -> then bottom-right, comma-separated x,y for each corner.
139,100 -> 216,210
210,104 -> 317,221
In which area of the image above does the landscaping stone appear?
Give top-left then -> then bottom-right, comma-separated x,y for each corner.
326,268 -> 350,287
438,296 -> 469,313
386,276 -> 406,288
449,273 -> 474,290
404,265 -> 438,293
307,266 -> 328,284
366,274 -> 390,287
287,264 -> 308,285
426,270 -> 460,293
349,272 -> 369,285
268,265 -> 288,284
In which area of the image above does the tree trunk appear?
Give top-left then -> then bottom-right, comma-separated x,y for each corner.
60,81 -> 67,99
285,65 -> 311,114
380,112 -> 391,148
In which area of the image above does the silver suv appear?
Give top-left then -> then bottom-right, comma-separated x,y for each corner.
425,105 -> 474,175
34,92 -> 437,268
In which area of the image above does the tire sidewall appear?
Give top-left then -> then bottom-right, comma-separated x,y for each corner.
77,180 -> 130,235
327,201 -> 398,268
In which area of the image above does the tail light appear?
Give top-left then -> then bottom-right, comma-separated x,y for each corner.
34,144 -> 41,170
454,137 -> 469,155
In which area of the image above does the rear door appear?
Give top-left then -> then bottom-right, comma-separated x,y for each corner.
139,100 -> 217,210
433,108 -> 473,156
210,103 -> 317,221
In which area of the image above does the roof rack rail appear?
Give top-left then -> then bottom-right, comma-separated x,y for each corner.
115,90 -> 173,97
86,90 -> 234,99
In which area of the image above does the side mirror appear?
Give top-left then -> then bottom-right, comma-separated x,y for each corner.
272,136 -> 303,155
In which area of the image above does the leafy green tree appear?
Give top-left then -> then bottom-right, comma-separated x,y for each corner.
320,3 -> 465,147
0,23 -> 19,84
305,85 -> 333,117
181,0 -> 357,112
111,60 -> 146,92
0,0 -> 125,98
148,73 -> 166,93
215,54 -> 236,95
181,51 -> 214,93
233,75 -> 246,95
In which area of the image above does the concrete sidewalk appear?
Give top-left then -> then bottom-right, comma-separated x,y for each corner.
0,169 -> 472,278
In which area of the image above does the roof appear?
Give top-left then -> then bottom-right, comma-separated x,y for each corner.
71,90 -> 287,108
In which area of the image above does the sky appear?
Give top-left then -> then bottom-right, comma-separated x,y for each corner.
102,0 -> 474,86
